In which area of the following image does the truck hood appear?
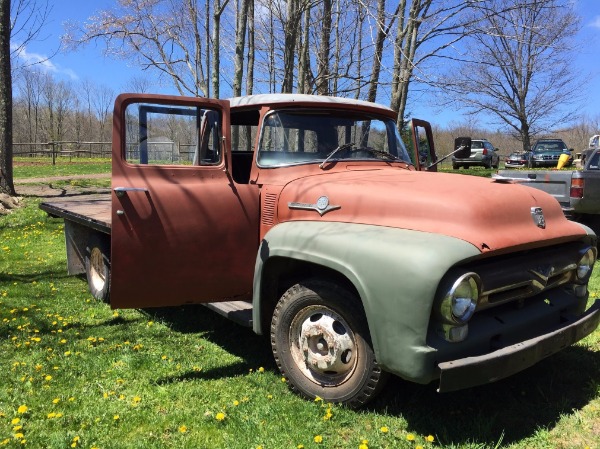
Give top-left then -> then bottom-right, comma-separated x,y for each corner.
274,168 -> 587,253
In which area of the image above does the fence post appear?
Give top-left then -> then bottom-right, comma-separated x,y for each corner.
51,141 -> 56,166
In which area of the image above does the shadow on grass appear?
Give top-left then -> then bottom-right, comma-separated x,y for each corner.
122,304 -> 600,446
373,345 -> 600,446
140,304 -> 276,369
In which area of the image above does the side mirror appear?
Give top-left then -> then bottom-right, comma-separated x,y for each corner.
454,137 -> 472,159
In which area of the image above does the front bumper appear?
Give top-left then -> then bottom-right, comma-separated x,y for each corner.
437,300 -> 600,392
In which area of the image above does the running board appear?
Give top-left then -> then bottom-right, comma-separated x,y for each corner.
203,300 -> 253,327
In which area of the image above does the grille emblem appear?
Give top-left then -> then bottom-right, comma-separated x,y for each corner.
531,207 -> 546,229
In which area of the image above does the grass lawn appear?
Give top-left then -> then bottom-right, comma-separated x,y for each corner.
1,197 -> 599,448
13,158 -> 111,179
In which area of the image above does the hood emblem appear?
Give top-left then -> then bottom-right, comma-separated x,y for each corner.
531,207 -> 546,229
288,196 -> 341,216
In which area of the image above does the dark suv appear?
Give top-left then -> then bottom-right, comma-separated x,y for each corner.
452,139 -> 499,169
530,139 -> 573,168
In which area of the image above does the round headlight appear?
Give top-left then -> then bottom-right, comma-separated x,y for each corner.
440,273 -> 481,324
577,248 -> 597,280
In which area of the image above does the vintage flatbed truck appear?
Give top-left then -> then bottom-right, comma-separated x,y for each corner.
40,93 -> 600,407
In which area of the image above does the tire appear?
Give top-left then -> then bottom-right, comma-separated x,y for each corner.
85,233 -> 111,302
271,279 -> 387,407
452,163 -> 459,170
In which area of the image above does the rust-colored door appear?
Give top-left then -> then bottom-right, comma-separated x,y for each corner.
110,94 -> 259,309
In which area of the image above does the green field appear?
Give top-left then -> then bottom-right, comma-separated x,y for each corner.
1,189 -> 599,448
13,158 -> 111,179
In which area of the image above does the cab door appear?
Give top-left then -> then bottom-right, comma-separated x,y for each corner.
110,94 -> 259,309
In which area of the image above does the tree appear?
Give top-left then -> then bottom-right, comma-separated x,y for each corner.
1,0 -> 51,195
0,0 -> 14,195
441,0 -> 582,151
65,0 -> 214,97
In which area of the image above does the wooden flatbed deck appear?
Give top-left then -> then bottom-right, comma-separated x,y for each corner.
40,194 -> 112,234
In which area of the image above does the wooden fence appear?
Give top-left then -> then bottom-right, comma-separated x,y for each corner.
13,141 -> 112,164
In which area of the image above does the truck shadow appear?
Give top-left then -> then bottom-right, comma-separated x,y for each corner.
371,345 -> 600,446
141,305 -> 599,446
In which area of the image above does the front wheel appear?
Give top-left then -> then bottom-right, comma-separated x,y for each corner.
271,279 -> 387,407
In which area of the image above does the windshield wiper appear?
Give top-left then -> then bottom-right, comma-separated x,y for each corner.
360,148 -> 400,161
319,143 -> 355,169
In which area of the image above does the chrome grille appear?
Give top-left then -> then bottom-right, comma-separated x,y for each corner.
460,242 -> 589,311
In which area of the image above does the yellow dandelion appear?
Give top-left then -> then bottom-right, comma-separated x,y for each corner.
314,435 -> 323,444
314,396 -> 323,402
416,446 -> 424,449
13,433 -> 24,439
406,433 -> 415,441
258,366 -> 265,373
359,444 -> 368,449
380,426 -> 389,433
426,435 -> 435,442
215,412 -> 226,421
113,415 -> 119,421
233,400 -> 240,406
13,426 -> 22,432
132,396 -> 141,404
281,377 -> 286,382
44,375 -> 52,381
52,398 -> 60,404
297,445 -> 304,449
178,425 -> 187,433
17,406 -> 27,414
47,413 -> 56,419
11,418 -> 20,425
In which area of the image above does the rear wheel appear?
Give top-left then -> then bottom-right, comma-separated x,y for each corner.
85,234 -> 111,302
271,279 -> 387,407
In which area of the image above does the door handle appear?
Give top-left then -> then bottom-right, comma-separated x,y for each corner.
114,186 -> 149,198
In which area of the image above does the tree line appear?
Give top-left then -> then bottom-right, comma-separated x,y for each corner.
1,0 -> 594,195
12,68 -> 115,150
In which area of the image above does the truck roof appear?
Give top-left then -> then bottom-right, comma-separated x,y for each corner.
228,94 -> 394,113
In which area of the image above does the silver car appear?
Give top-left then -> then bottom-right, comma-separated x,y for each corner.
452,139 -> 500,169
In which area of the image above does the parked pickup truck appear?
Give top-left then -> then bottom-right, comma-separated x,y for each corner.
495,149 -> 600,222
40,93 -> 600,407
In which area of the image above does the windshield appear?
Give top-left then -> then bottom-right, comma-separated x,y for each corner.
256,109 -> 412,167
533,141 -> 567,153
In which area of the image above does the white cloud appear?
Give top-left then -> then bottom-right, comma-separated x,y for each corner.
10,44 -> 78,80
590,15 -> 600,29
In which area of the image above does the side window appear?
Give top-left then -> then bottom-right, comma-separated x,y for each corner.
588,153 -> 600,170
124,103 -> 221,166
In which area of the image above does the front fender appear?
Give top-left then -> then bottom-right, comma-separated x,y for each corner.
252,221 -> 481,382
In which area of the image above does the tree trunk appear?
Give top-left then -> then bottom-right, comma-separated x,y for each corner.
365,0 -> 387,104
0,0 -> 15,195
282,0 -> 300,93
316,0 -> 332,95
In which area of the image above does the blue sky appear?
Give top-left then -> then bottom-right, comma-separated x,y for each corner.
11,0 -> 600,128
